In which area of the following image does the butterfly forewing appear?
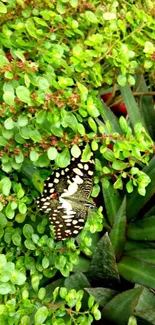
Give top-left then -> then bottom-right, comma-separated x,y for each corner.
36,147 -> 94,240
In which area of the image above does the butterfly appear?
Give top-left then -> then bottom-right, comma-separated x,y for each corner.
36,146 -> 95,240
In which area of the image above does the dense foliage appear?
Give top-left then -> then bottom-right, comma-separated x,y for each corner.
0,0 -> 155,324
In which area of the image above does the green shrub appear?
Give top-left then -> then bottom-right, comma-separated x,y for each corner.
0,0 -> 155,324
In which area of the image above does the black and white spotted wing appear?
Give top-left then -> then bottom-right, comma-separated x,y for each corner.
36,148 -> 94,240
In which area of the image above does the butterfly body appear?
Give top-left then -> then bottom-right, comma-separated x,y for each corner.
36,148 -> 94,240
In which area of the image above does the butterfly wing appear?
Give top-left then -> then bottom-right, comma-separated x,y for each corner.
36,147 -> 95,240
48,198 -> 89,240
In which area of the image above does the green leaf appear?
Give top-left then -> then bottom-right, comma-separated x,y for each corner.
125,249 -> 155,265
15,152 -> 24,164
58,76 -> 74,88
69,0 -> 78,8
77,123 -> 86,135
0,177 -> 11,196
12,234 -> 21,246
91,184 -> 100,197
0,213 -> 7,228
127,156 -> 155,220
136,76 -> 155,139
87,97 -> 100,117
0,136 -> 8,146
32,173 -> 44,193
38,287 -> 46,300
51,125 -> 63,137
71,144 -> 81,158
0,254 -> 7,268
4,118 -> 14,130
23,224 -> 34,239
0,262 -> 14,282
0,284 -> 11,295
15,213 -> 26,223
88,117 -> 97,133
25,18 -> 37,38
85,287 -> 117,307
47,147 -> 58,160
77,82 -> 88,101
3,83 -> 15,106
18,202 -> 27,214
102,148 -> 115,162
24,239 -> 36,250
35,306 -> 49,324
5,203 -> 15,219
72,255 -> 90,273
89,233 -> 120,288
56,0 -> 66,14
109,197 -> 126,260
135,287 -> 155,311
17,116 -> 28,127
11,271 -> 26,285
62,111 -> 79,132
101,182 -> 122,226
36,110 -> 47,124
92,306 -> 101,321
127,216 -> 155,241
29,129 -> 42,142
30,150 -> 39,162
117,74 -> 127,86
81,144 -> 92,162
118,256 -> 155,290
0,2 -> 7,13
55,148 -> 70,168
126,180 -> 133,193
65,273 -> 90,291
112,160 -> 128,170
85,11 -> 98,23
99,100 -> 122,134
102,288 -> 143,325
114,177 -> 123,190
60,287 -> 67,299
31,274 -> 40,292
88,295 -> 95,309
37,153 -> 50,167
37,77 -> 49,90
119,83 -> 147,131
16,86 -> 31,104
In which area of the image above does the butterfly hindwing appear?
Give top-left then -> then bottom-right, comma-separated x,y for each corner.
48,198 -> 88,240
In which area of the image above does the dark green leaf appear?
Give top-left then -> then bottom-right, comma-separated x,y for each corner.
102,288 -> 143,325
89,233 -> 120,289
109,197 -> 126,260
65,272 -> 90,291
32,173 -> 44,193
127,216 -> 155,241
118,256 -> 155,289
85,287 -> 117,307
119,83 -> 147,131
98,100 -> 122,134
102,182 -> 122,226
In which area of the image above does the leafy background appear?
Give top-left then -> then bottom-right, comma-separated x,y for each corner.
0,0 -> 155,324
